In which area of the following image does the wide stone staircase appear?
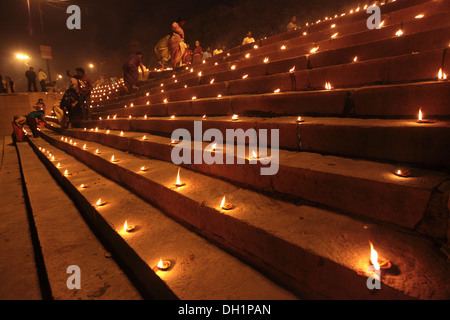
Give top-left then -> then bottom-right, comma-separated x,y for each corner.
8,0 -> 450,299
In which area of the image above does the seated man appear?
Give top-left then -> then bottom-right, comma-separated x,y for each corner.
242,31 -> 255,45
287,16 -> 298,31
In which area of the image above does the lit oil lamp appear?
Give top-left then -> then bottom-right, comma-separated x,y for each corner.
264,57 -> 269,64
438,68 -> 447,81
51,156 -> 55,161
245,53 -> 250,58
111,155 -> 119,163
369,242 -> 391,271
95,149 -> 100,154
253,44 -> 258,49
393,168 -> 411,177
217,94 -> 222,98
192,96 -> 197,100
164,98 -> 168,103
231,114 -> 239,122
210,79 -> 215,84
289,66 -> 296,73
281,45 -> 286,50
175,167 -> 186,187
56,162 -> 61,168
171,139 -> 180,145
296,116 -> 304,123
120,131 -> 124,136
416,107 -> 430,123
129,115 -> 132,119
242,74 -> 248,79
106,130 -> 110,134
331,32 -> 338,39
64,169 -> 70,176
202,115 -> 208,120
353,56 -> 358,62
146,101 -> 150,105
274,88 -> 281,93
123,220 -> 135,233
96,198 -> 106,207
170,115 -> 175,119
331,24 -> 336,28
395,29 -> 403,37
80,184 -> 88,189
415,14 -> 424,19
325,82 -> 333,90
142,135 -> 148,140
60,137 -> 64,141
310,46 -> 319,54
220,195 -> 233,210
198,71 -> 202,77
157,259 -> 171,271
231,65 -> 236,70
95,127 -> 98,132
140,166 -> 148,172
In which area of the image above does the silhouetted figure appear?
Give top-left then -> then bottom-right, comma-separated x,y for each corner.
25,67 -> 37,92
38,68 -> 48,92
123,52 -> 145,92
67,68 -> 93,120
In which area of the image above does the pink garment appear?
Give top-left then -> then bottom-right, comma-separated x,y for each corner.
169,22 -> 185,67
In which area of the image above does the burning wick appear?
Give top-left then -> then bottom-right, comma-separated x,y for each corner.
416,108 -> 430,123
140,166 -> 148,172
281,45 -> 286,50
202,115 -> 208,120
96,199 -> 106,207
120,131 -> 124,136
175,167 -> 186,187
296,116 -> 304,123
438,68 -> 447,81
231,114 -> 239,121
220,195 -> 233,210
157,259 -> 171,271
393,169 -> 411,177
369,242 -> 391,272
64,170 -> 70,176
106,130 -> 110,134
123,220 -> 135,233
83,144 -> 87,150
142,135 -> 148,140
325,82 -> 333,90
264,57 -> 269,64
310,46 -> 319,54
353,56 -> 358,62
56,163 -> 61,168
274,88 -> 281,93
289,66 -> 295,73
395,29 -> 404,37
111,155 -> 119,163
80,184 -> 87,189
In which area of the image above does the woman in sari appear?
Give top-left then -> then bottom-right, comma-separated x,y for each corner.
123,52 -> 145,92
169,17 -> 186,68
155,34 -> 171,69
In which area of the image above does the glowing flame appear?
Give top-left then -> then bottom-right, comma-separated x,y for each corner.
157,259 -> 164,269
106,130 -> 110,134
418,108 -> 423,121
124,220 -> 128,232
438,68 -> 447,80
289,66 -> 295,73
113,115 -> 117,119
396,169 -> 403,176
220,195 -> 226,208
96,198 -> 105,206
57,163 -> 61,168
252,151 -> 258,159
274,88 -> 281,93
297,116 -> 303,123
369,242 -> 380,271
210,79 -> 215,84
111,155 -> 116,162
176,167 -> 182,186
120,131 -> 124,136
171,115 -> 175,119
264,57 -> 269,63
231,65 -> 236,70
95,127 -> 98,132
164,99 -> 168,103
253,44 -> 258,49
80,184 -> 86,188
325,82 -> 333,90
331,24 -> 336,28
415,14 -> 424,19
310,46 -> 319,54
379,20 -> 385,28
242,74 -> 248,79
144,115 -> 148,119
245,53 -> 250,58
232,114 -> 239,121
395,29 -> 404,37
281,45 -> 286,50
142,135 -> 147,140
331,32 -> 338,39
354,56 -> 358,62
198,71 -> 202,77
64,170 -> 69,176
192,96 -> 197,100
217,94 -> 222,98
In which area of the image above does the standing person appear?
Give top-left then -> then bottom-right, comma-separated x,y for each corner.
154,34 -> 171,69
213,44 -> 223,56
202,47 -> 212,60
67,68 -> 93,120
38,68 -> 48,92
192,40 -> 203,64
242,31 -> 255,45
183,43 -> 193,65
5,76 -> 14,93
287,16 -> 298,31
25,67 -> 38,92
122,52 -> 145,92
169,17 -> 186,68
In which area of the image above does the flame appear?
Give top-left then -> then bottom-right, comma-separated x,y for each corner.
51,156 -> 55,161
242,74 -> 248,79
438,68 -> 447,80
281,45 -> 286,50
396,169 -> 402,175
95,128 -> 98,132
144,115 -> 148,119
210,79 -> 215,84
192,96 -> 197,100
111,155 -> 115,162
142,135 -> 147,140
325,82 -> 333,90
96,198 -> 104,206
217,94 -> 222,98
198,71 -> 202,77
113,115 -> 117,119
57,163 -> 61,168
95,149 -> 100,154
231,65 -> 236,70
220,195 -> 226,208
176,167 -> 181,185
80,184 -> 86,188
120,131 -> 124,136
106,130 -> 110,134
310,46 -> 319,54
245,53 -> 250,58
232,114 -> 239,121
124,220 -> 128,232
354,56 -> 358,62
64,170 -> 69,176
274,88 -> 281,93
146,101 -> 150,105
369,242 -> 380,271
418,108 -> 423,121
395,29 -> 403,37
171,115 -> 175,119
164,99 -> 168,103
297,116 -> 303,122
331,24 -> 336,28
379,20 -> 385,28
289,66 -> 296,73
252,151 -> 258,159
157,259 -> 164,269
415,14 -> 424,19
253,44 -> 258,49
264,57 -> 269,63
331,32 -> 339,39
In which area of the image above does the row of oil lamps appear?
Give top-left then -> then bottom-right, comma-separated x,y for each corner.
36,139 -> 390,275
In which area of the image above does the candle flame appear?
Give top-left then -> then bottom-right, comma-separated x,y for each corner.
143,135 -> 147,140
124,221 -> 129,232
231,65 -> 236,70
281,45 -> 286,50
111,155 -> 115,162
220,195 -> 226,208
369,242 -> 380,271
325,82 -> 333,90
331,32 -> 338,39
438,68 -> 447,80
96,198 -> 104,206
395,29 -> 403,37
415,14 -> 424,19
245,53 -> 250,58
418,108 -> 423,121
210,78 -> 215,84
310,46 -> 319,54
57,163 -> 61,168
192,96 -> 197,100
264,57 -> 269,63
354,56 -> 358,62
232,114 -> 239,121
157,259 -> 164,269
289,66 -> 295,73
252,151 -> 258,159
64,170 -> 69,176
274,88 -> 281,93
176,167 -> 181,185
106,130 -> 110,134
242,74 -> 248,79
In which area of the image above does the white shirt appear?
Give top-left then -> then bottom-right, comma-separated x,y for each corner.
38,71 -> 47,81
242,37 -> 255,45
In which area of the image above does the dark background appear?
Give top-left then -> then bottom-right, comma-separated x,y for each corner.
0,0 -> 363,92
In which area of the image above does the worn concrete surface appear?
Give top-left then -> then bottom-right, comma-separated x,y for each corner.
0,136 -> 41,300
16,141 -> 142,300
27,137 -> 298,300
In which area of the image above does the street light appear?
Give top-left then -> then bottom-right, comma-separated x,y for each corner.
16,53 -> 32,66
89,64 -> 94,69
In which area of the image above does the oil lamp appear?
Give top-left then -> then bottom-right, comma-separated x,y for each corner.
95,149 -> 100,154
264,57 -> 269,64
157,259 -> 171,271
80,184 -> 87,189
64,169 -> 70,176
142,135 -> 148,140
96,198 -> 106,207
210,79 -> 215,84
140,166 -> 148,172
393,168 -> 411,177
232,114 -> 239,121
56,163 -> 61,168
120,131 -> 124,136
175,167 -> 186,187
369,242 -> 391,271
274,88 -> 281,93
123,220 -> 135,233
220,195 -> 233,210
416,108 -> 430,123
202,115 -> 208,120
111,155 -> 119,163
231,65 -> 236,70
296,116 -> 304,123
438,68 -> 447,81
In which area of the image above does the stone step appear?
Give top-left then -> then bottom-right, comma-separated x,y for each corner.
15,140 -> 142,300
0,137 -> 41,300
34,128 -> 450,299
25,136 -> 297,300
45,125 -> 450,241
70,98 -> 450,168
94,48 -> 447,112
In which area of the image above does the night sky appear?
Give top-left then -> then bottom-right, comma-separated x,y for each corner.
0,0 -> 357,91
